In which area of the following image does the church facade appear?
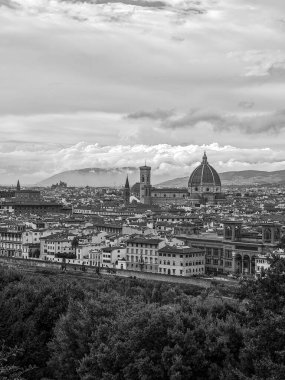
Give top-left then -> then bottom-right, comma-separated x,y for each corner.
129,153 -> 226,206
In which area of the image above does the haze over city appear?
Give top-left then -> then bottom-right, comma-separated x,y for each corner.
0,0 -> 285,184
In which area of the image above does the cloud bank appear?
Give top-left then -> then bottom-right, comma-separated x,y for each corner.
1,142 -> 285,185
0,0 -> 284,183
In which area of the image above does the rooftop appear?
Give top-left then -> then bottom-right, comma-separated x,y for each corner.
158,245 -> 204,254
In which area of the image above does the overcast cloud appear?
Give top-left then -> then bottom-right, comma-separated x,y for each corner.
0,0 -> 284,184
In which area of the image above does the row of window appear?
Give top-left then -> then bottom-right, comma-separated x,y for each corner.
127,255 -> 158,264
127,243 -> 157,248
153,193 -> 186,198
159,252 -> 203,258
0,243 -> 21,249
127,248 -> 156,255
158,267 -> 204,275
160,260 -> 204,266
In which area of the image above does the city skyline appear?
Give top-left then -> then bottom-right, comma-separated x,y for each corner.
0,0 -> 285,184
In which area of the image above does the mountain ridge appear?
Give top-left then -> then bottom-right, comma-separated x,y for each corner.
37,167 -> 285,187
156,169 -> 285,187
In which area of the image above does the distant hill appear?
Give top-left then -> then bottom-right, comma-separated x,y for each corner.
156,170 -> 285,187
37,167 -> 139,187
37,168 -> 285,188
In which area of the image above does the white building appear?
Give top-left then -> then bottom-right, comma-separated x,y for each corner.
101,246 -> 126,268
125,237 -> 166,273
158,245 -> 205,276
40,234 -> 74,261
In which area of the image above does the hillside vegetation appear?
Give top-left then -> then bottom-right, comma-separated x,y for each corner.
1,261 -> 285,380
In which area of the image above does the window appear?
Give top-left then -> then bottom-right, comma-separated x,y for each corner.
213,248 -> 219,256
206,248 -> 212,255
225,250 -> 232,259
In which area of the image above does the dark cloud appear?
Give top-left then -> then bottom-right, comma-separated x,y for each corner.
238,101 -> 255,109
167,109 -> 285,135
60,0 -> 167,8
96,0 -> 166,8
268,62 -> 285,77
127,108 -> 285,135
126,109 -> 175,120
0,0 -> 19,8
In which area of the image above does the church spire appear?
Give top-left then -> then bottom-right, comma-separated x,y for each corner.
125,175 -> 130,189
124,175 -> 130,205
202,151 -> 207,164
16,179 -> 21,191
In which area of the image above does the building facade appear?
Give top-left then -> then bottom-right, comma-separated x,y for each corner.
125,237 -> 165,272
158,245 -> 205,276
0,225 -> 25,258
179,221 -> 282,275
134,153 -> 225,206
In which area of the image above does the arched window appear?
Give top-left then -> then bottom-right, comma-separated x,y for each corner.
264,228 -> 271,242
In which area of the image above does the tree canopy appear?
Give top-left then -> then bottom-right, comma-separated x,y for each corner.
1,259 -> 285,379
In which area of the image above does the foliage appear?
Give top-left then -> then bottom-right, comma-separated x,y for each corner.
1,259 -> 285,379
0,345 -> 25,380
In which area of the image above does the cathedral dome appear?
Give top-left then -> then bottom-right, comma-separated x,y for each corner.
188,152 -> 221,188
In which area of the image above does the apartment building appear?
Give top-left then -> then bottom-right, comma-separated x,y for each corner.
125,237 -> 165,273
40,234 -> 74,260
0,224 -> 25,257
158,245 -> 205,276
101,246 -> 126,268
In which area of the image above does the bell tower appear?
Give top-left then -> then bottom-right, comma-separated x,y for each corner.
140,165 -> 152,205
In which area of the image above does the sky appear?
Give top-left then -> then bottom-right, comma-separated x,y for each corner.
0,0 -> 285,185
